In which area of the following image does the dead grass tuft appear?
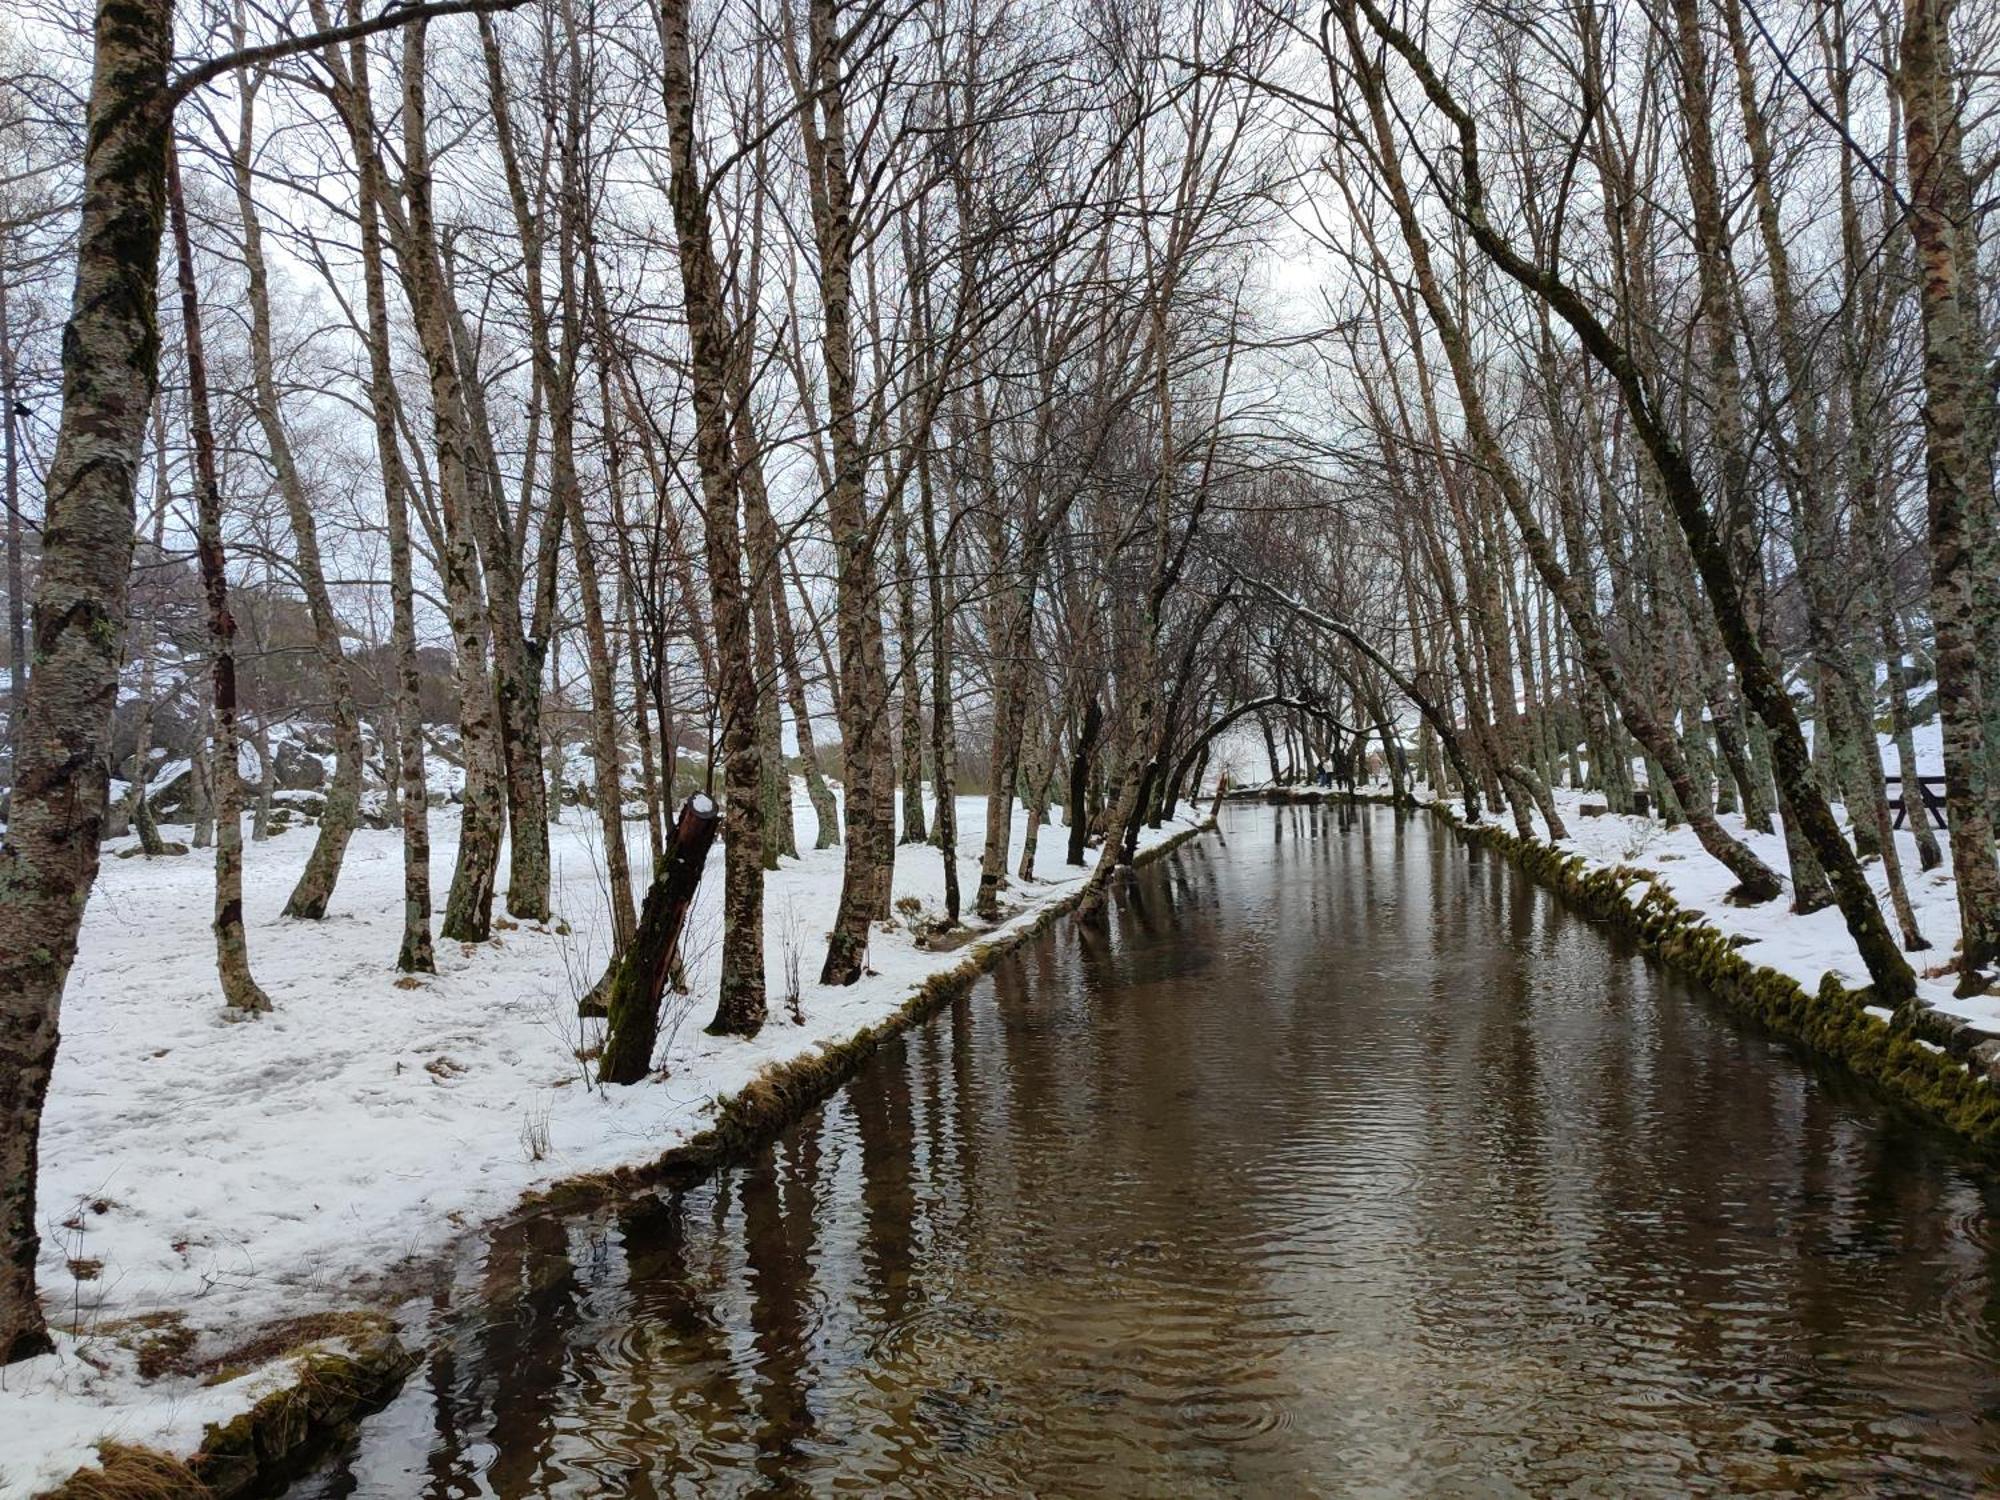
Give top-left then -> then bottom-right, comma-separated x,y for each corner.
40,1442 -> 211,1499
100,1311 -> 198,1381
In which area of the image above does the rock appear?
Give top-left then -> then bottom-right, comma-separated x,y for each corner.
116,840 -> 190,858
1579,803 -> 1608,817
1972,1039 -> 2000,1084
272,789 -> 326,819
147,762 -> 198,818
273,740 -> 328,791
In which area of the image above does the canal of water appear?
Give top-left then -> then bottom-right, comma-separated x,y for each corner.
297,803 -> 2000,1496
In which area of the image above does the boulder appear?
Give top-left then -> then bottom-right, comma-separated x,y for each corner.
273,740 -> 327,791
147,762 -> 198,819
271,789 -> 326,819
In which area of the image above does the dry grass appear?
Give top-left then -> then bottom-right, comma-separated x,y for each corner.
197,1309 -> 387,1386
99,1311 -> 199,1381
40,1442 -> 211,1499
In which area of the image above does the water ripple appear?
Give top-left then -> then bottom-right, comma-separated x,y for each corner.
297,805 -> 2000,1498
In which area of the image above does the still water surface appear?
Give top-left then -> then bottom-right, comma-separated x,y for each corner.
301,804 -> 2000,1496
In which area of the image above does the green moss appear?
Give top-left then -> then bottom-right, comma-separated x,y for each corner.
102,1311 -> 196,1381
185,1320 -> 414,1498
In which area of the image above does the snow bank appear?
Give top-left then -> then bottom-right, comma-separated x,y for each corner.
0,788 -> 1201,1497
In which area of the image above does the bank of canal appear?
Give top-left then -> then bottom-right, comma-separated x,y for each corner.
297,803 -> 2000,1496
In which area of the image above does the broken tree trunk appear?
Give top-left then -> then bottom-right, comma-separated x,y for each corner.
597,793 -> 720,1084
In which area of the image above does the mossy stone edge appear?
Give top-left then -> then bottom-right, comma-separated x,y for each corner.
39,1316 -> 415,1499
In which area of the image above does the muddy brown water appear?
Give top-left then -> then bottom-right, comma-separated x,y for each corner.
296,804 -> 2000,1497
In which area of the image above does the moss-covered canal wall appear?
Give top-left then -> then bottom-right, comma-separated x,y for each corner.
1255,788 -> 2000,1153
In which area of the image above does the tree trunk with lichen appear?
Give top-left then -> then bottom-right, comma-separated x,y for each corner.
1900,0 -> 2000,990
660,0 -> 764,1033
168,144 -> 271,1016
597,794 -> 719,1082
229,78 -> 362,919
0,0 -> 176,1363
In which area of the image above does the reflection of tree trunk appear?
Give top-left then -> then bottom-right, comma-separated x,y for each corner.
476,1213 -> 580,1498
850,1044 -> 917,1328
169,144 -> 271,1016
614,1189 -> 740,1435
740,1143 -> 820,1481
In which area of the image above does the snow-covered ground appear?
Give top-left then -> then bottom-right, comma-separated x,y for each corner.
0,788 -> 1201,1497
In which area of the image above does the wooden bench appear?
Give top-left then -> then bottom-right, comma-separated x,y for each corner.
1886,774 -> 1948,830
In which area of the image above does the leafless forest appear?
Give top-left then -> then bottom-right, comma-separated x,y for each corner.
0,0 -> 1995,1377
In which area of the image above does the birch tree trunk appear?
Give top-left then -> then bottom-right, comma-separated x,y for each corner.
324,14 -> 433,970
229,61 -> 363,919
168,143 -> 271,1016
1349,0 -> 1914,1001
796,0 -> 896,980
658,0 -> 764,1032
398,22 -> 506,942
917,433 -> 960,919
0,0 -> 176,1363
0,259 -> 22,773
1900,0 -> 2000,990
